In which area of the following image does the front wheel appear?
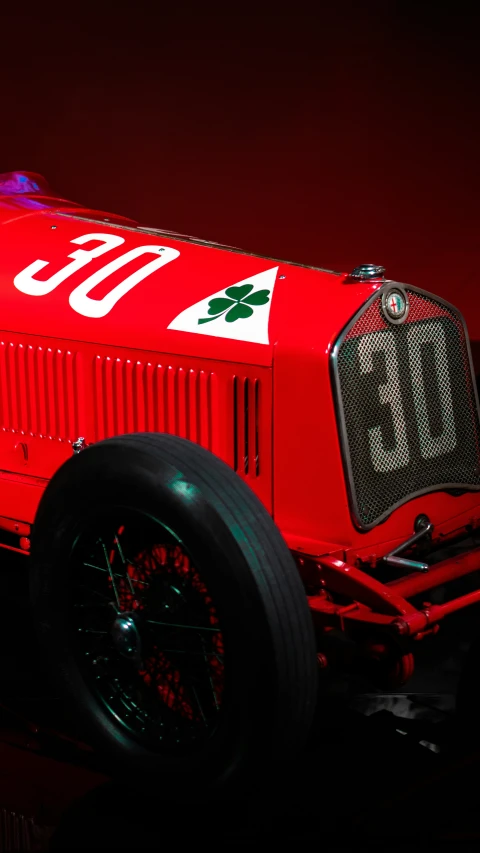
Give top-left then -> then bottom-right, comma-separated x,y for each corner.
30,434 -> 318,792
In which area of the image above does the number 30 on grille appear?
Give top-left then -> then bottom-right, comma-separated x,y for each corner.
359,321 -> 456,473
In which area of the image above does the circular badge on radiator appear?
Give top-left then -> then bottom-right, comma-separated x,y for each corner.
381,285 -> 410,324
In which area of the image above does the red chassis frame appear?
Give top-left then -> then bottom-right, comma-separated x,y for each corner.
291,530 -> 480,683
307,546 -> 480,636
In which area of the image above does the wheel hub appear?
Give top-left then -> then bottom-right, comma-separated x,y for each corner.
111,612 -> 142,664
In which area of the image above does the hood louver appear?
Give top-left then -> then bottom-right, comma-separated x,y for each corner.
233,375 -> 260,477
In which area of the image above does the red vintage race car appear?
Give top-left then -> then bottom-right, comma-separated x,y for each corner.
0,170 -> 479,790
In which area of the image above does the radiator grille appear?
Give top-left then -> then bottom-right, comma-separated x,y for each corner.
333,287 -> 480,528
0,342 -> 83,440
92,357 -> 220,451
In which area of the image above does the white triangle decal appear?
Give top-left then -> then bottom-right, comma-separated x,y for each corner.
167,267 -> 278,344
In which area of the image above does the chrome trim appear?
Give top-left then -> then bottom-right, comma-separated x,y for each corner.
383,520 -> 433,573
330,281 -> 480,531
384,555 -> 429,573
347,264 -> 386,282
55,213 -> 342,276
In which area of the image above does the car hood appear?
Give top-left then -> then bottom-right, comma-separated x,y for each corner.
0,173 -> 378,367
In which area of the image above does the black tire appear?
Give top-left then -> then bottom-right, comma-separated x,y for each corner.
30,433 -> 318,792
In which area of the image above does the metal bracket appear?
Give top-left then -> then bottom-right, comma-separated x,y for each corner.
384,517 -> 433,573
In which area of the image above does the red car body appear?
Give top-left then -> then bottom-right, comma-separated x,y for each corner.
1,169 -> 480,688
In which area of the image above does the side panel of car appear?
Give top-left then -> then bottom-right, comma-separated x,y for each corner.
0,330 -> 273,523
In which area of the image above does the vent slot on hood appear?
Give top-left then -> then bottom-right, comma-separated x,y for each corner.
233,375 -> 260,477
92,356 -> 219,452
0,341 -> 83,441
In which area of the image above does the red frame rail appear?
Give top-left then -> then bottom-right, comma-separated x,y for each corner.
307,545 -> 480,638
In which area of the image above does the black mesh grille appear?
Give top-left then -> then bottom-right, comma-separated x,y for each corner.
334,287 -> 480,528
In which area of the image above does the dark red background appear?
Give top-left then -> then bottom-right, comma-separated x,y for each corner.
0,4 -> 479,292
0,5 -> 479,836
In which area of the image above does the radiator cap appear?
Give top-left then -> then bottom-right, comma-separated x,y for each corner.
344,264 -> 385,283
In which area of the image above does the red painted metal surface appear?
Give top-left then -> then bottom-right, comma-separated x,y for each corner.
0,173 -> 478,550
306,547 -> 480,651
1,171 -> 480,689
316,556 -> 418,617
388,545 -> 480,600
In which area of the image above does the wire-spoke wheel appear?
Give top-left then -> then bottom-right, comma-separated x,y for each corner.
72,512 -> 225,753
30,433 -> 318,792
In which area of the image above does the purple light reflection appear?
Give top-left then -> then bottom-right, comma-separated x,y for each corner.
0,171 -> 49,195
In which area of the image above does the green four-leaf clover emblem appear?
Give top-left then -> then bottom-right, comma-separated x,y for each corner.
198,283 -> 271,325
